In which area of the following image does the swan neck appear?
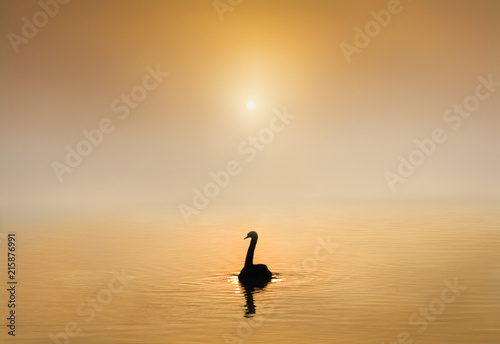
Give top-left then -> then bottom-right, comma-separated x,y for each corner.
245,237 -> 257,267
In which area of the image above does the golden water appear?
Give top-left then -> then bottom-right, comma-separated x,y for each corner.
2,203 -> 499,343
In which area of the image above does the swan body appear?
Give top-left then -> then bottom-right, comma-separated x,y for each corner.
238,231 -> 272,287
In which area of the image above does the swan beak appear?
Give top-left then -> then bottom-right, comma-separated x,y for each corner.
244,235 -> 250,239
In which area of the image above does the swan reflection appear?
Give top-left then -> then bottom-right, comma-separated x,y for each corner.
240,275 -> 284,317
229,274 -> 283,317
242,285 -> 257,317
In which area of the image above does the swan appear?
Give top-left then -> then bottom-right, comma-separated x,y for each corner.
238,231 -> 272,287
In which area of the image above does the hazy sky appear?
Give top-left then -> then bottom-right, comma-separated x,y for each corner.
1,0 -> 499,224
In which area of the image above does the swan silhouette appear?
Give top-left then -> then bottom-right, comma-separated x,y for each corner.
238,231 -> 272,287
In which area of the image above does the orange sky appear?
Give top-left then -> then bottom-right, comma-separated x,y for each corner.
1,0 -> 499,224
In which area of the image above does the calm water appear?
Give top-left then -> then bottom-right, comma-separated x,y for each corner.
4,204 -> 500,343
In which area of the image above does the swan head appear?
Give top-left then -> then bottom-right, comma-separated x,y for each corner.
244,231 -> 258,240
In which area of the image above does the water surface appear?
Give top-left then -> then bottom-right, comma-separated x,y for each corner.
5,203 -> 500,343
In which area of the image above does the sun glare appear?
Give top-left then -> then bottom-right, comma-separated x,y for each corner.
246,100 -> 256,110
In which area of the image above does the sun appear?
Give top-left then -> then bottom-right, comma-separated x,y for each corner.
246,100 -> 256,110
